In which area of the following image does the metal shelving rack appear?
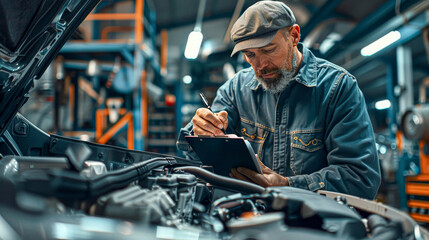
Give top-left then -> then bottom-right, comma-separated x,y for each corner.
58,0 -> 165,151
146,104 -> 177,155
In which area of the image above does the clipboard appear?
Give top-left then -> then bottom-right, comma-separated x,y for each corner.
185,135 -> 263,177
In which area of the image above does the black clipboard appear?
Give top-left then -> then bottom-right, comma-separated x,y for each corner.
185,135 -> 263,177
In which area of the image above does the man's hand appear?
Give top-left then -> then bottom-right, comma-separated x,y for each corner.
230,155 -> 289,187
192,108 -> 228,135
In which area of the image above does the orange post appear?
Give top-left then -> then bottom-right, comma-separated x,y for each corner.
160,29 -> 168,75
396,131 -> 403,151
95,109 -> 102,140
135,0 -> 143,43
69,84 -> 75,123
141,70 -> 148,137
127,116 -> 134,150
419,141 -> 429,174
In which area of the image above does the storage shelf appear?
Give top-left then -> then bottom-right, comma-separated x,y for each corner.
147,139 -> 176,146
149,125 -> 175,133
149,113 -> 175,120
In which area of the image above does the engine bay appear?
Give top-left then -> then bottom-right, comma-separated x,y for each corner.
0,114 -> 425,240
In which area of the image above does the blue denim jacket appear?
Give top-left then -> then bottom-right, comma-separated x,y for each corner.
177,43 -> 381,199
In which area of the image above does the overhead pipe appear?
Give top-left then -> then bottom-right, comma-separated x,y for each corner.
300,0 -> 343,40
302,18 -> 353,49
195,0 -> 207,32
223,0 -> 245,44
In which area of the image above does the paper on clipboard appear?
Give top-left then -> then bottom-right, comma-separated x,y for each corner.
185,134 -> 263,177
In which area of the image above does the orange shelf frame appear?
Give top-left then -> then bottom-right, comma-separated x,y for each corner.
406,174 -> 429,182
85,13 -> 136,21
405,183 -> 429,196
96,109 -> 134,150
410,213 -> 429,223
408,200 -> 429,209
83,0 -> 144,43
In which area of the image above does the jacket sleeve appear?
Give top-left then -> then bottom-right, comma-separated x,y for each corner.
176,77 -> 240,161
287,74 -> 381,199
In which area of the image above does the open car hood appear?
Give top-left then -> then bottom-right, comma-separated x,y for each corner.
0,0 -> 100,137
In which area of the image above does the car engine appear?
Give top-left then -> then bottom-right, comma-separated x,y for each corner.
0,115 -> 425,240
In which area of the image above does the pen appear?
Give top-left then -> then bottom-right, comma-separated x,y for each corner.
199,93 -> 227,134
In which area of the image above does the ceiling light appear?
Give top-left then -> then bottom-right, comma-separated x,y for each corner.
361,31 -> 401,56
184,31 -> 203,59
375,99 -> 391,110
183,75 -> 192,84
184,0 -> 206,60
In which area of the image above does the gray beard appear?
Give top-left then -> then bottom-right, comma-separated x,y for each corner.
256,51 -> 298,95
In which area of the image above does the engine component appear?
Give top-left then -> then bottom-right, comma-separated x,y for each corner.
0,155 -> 69,178
175,174 -> 197,220
141,170 -> 197,221
0,160 -> 428,239
11,157 -> 176,202
80,160 -> 108,178
227,212 -> 286,239
368,214 -> 403,239
175,166 -> 265,194
88,185 -> 176,225
208,187 -> 368,239
401,106 -> 429,140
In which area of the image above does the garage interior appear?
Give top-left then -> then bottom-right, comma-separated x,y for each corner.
3,0 -> 429,237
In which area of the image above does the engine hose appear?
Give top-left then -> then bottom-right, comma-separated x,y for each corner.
174,166 -> 265,194
21,157 -> 176,200
88,157 -> 176,197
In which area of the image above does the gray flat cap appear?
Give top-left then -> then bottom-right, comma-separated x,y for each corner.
230,1 -> 296,56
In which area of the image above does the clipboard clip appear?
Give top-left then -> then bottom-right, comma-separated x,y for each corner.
195,134 -> 240,139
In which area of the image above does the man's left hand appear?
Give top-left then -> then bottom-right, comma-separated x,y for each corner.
229,155 -> 289,187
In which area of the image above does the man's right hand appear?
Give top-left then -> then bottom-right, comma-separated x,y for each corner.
192,108 -> 228,135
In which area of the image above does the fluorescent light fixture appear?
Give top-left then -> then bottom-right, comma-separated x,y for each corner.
184,31 -> 203,59
375,99 -> 391,110
361,31 -> 401,56
183,75 -> 192,84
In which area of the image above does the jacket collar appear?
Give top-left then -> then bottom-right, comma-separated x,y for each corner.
247,43 -> 317,91
294,43 -> 317,87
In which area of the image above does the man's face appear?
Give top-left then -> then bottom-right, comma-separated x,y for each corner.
242,29 -> 296,93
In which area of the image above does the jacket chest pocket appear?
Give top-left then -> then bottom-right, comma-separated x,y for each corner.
238,120 -> 269,160
290,129 -> 326,175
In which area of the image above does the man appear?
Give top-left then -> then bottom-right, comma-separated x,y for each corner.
177,0 -> 381,199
